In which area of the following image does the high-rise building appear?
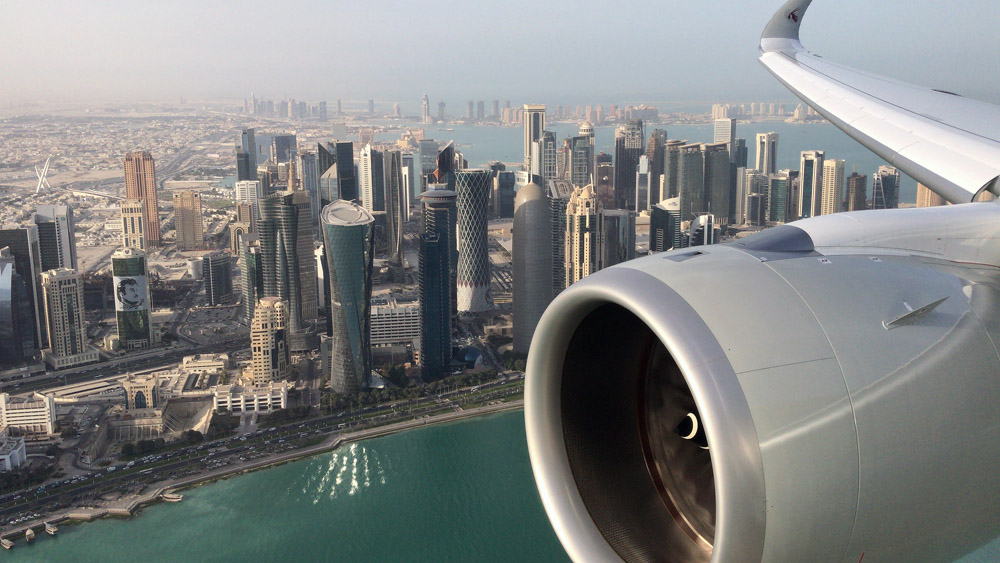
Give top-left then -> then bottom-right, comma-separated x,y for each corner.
0,248 -> 35,369
204,251 -> 232,306
0,225 -> 45,349
733,138 -> 748,169
111,248 -> 153,350
635,155 -> 652,213
531,130 -> 557,186
383,149 -> 406,265
714,118 -> 736,163
755,132 -> 779,175
661,139 -> 687,202
613,119 -> 645,210
419,231 -> 450,381
240,128 -> 258,176
359,144 -> 385,213
236,148 -> 253,183
438,101 -> 446,122
916,182 -> 946,208
797,150 -> 825,219
703,142 -> 733,224
846,172 -> 868,211
258,190 -> 317,352
689,213 -> 717,247
678,143 -> 705,218
120,199 -> 146,251
650,198 -> 682,252
40,268 -> 97,369
172,190 -> 204,250
872,165 -> 901,210
523,105 -> 546,171
512,182 -> 552,355
235,180 -> 263,214
599,209 -> 636,269
466,101 -> 474,120
33,206 -> 76,272
317,141 -> 357,205
123,151 -> 160,247
565,185 -> 599,287
240,234 -> 263,324
250,297 -> 289,386
298,151 -> 319,223
455,170 -> 493,312
820,159 -> 845,215
737,169 -> 769,225
421,94 -> 431,124
492,169 -> 516,218
768,172 -> 790,225
320,201 -> 374,394
548,179 -> 574,297
422,188 -> 458,315
568,135 -> 594,188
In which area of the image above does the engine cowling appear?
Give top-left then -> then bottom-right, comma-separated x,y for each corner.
525,208 -> 1000,562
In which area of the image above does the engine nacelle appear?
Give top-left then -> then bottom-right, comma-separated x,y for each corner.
525,208 -> 1000,562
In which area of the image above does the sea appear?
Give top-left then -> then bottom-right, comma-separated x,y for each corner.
7,411 -> 569,562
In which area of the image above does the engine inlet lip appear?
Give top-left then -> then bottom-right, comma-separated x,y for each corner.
525,263 -> 767,563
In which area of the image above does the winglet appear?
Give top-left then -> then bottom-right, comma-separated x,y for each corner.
760,0 -> 812,52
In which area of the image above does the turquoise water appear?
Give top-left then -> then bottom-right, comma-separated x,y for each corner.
7,411 -> 569,562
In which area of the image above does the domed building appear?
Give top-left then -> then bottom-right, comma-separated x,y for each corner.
513,182 -> 553,354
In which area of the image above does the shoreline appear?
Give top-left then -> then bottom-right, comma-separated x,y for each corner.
1,400 -> 523,542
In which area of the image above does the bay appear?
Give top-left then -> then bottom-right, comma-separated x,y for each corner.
7,411 -> 569,562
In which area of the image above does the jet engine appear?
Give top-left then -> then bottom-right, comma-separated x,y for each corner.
525,205 -> 1000,562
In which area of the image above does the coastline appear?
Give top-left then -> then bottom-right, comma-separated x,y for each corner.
1,400 -> 524,542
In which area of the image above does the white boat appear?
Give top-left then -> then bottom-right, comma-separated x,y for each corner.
1,538 -> 13,550
24,528 -> 34,543
44,522 -> 58,536
161,493 -> 183,503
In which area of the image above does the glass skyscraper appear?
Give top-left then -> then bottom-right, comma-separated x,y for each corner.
321,200 -> 375,394
419,232 -> 450,380
0,248 -> 35,368
112,248 -> 152,349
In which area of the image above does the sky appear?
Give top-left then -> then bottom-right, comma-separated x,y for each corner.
2,0 -> 998,109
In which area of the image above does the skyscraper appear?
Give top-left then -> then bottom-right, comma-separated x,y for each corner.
635,155 -> 652,213
240,234 -> 263,325
258,190 -> 317,351
820,159 -> 845,216
120,199 -> 146,250
755,132 -> 779,175
236,149 -> 253,182
0,225 -> 45,349
172,190 -> 204,250
421,94 -> 431,124
846,172 -> 868,211
383,149 -> 406,265
112,248 -> 153,350
714,118 -> 736,163
650,198 -> 682,252
320,200 -> 374,394
916,182 -> 946,208
798,150 -> 825,219
250,297 -> 289,386
613,120 -> 645,210
123,151 -> 160,247
548,179 -> 574,297
271,135 -> 297,164
599,209 -> 636,269
768,172 -> 790,224
512,182 -> 552,355
40,268 -> 97,369
204,251 -> 232,306
678,143 -> 705,218
568,135 -> 594,188
872,165 -> 901,210
241,128 -> 258,173
0,248 -> 36,369
703,142 -> 733,224
359,144 -> 385,213
298,151 -> 319,223
33,205 -> 76,272
523,105 -> 546,171
422,188 -> 458,316
565,185 -> 599,287
317,141 -> 357,205
661,140 -> 688,202
419,232 -> 450,381
455,170 -> 493,312
531,130 -> 557,186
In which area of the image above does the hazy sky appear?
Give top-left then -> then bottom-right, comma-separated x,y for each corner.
3,0 -> 998,109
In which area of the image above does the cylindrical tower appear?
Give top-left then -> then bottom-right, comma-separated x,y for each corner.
421,188 -> 458,314
111,248 -> 152,349
513,182 -> 552,354
454,170 -> 492,312
320,200 -> 375,394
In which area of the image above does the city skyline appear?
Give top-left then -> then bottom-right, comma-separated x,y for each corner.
2,2 -> 998,106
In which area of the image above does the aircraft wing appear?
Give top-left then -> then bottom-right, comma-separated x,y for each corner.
758,0 -> 1000,203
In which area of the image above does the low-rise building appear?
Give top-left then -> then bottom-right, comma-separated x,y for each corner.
370,296 -> 421,346
0,392 -> 57,437
182,353 -> 230,376
0,427 -> 27,471
213,381 -> 288,414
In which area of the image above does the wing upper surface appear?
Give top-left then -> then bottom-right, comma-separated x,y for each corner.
759,0 -> 1000,203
